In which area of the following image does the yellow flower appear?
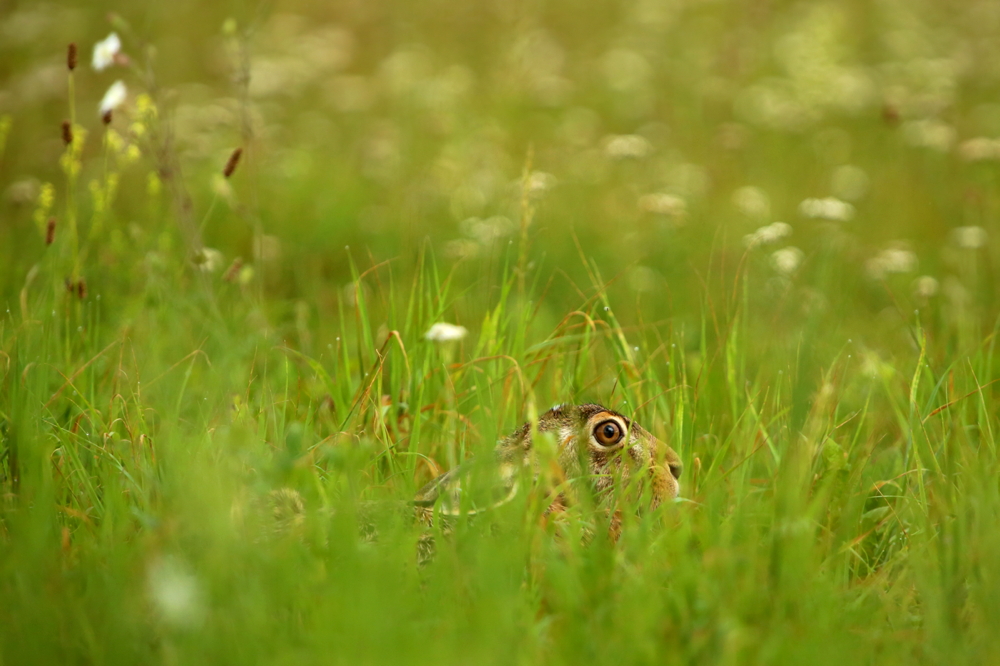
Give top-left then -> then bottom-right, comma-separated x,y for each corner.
106,128 -> 124,153
147,172 -> 162,197
135,93 -> 157,119
33,182 -> 55,227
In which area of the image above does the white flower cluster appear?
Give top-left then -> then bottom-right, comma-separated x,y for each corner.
147,556 -> 205,629
866,247 -> 918,280
744,221 -> 791,248
959,138 -> 1000,162
523,171 -> 556,199
798,197 -> 855,221
638,193 -> 686,217
951,226 -> 988,249
425,322 -> 468,342
732,186 -> 770,219
771,247 -> 804,276
460,216 -> 515,244
912,275 -> 939,300
603,134 -> 652,160
902,119 -> 956,152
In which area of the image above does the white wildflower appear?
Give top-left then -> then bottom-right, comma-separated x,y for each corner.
831,165 -> 870,202
912,275 -> 939,300
193,247 -> 224,273
524,171 -> 556,199
638,193 -> 686,217
460,216 -> 514,244
798,197 -> 855,221
866,247 -> 918,279
147,556 -> 204,629
732,186 -> 770,219
254,234 -> 282,263
99,80 -> 127,117
744,221 -> 791,248
603,134 -> 652,159
443,239 -> 480,260
628,266 -> 659,292
952,226 -> 988,249
771,247 -> 804,276
425,322 -> 468,342
92,32 -> 122,71
902,119 -> 956,152
959,138 -> 1000,162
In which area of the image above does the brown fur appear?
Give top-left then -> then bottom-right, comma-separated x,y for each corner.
414,403 -> 682,519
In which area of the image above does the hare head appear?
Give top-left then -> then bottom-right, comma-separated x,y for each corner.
415,403 -> 682,517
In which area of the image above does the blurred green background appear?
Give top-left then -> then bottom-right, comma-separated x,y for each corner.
3,0 -> 1000,663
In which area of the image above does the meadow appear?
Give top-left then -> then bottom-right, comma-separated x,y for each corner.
3,0 -> 1000,663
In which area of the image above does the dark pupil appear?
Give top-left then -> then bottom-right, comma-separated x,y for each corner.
603,424 -> 617,440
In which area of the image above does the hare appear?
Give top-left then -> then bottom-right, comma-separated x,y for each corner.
248,404 -> 681,551
414,403 -> 682,527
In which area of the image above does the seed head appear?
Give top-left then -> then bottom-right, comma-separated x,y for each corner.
882,102 -> 900,126
61,120 -> 73,146
67,43 -> 77,71
223,147 -> 243,178
77,278 -> 87,300
223,257 -> 244,282
46,217 -> 56,245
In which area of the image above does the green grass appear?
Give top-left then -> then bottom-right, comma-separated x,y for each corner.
3,0 -> 1000,663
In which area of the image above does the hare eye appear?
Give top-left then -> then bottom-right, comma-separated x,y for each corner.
593,420 -> 624,446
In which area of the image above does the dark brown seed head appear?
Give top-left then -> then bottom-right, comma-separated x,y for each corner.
46,217 -> 56,245
67,43 -> 77,71
223,257 -> 244,282
223,147 -> 243,178
882,102 -> 900,127
102,110 -> 113,125
77,278 -> 87,300
61,120 -> 73,146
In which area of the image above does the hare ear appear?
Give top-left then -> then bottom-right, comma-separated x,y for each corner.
414,459 -> 520,516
